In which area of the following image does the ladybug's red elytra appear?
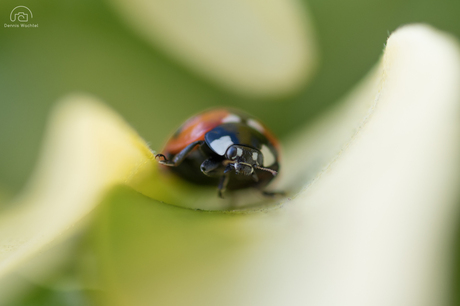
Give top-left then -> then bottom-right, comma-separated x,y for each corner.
155,108 -> 282,198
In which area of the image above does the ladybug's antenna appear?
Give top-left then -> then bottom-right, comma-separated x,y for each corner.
253,165 -> 278,176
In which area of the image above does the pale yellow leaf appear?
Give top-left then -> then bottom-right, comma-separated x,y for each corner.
106,0 -> 317,97
0,96 -> 160,300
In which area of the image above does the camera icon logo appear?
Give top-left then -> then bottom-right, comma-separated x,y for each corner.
10,6 -> 33,23
12,12 -> 28,22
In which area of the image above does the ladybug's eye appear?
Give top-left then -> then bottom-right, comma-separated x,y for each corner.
226,146 -> 243,160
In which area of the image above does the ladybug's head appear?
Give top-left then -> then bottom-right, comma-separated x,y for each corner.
225,145 -> 277,176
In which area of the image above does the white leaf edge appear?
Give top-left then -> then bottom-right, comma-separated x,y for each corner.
228,24 -> 460,306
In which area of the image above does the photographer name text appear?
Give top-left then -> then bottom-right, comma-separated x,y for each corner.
4,23 -> 38,28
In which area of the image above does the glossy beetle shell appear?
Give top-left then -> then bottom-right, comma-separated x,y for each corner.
161,108 -> 280,191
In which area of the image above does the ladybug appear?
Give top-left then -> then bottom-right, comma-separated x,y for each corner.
155,108 -> 281,198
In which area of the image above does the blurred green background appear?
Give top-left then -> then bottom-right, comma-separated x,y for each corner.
2,0 -> 460,304
1,0 -> 460,196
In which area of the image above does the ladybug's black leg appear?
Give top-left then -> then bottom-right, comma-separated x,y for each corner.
200,158 -> 225,176
155,140 -> 205,167
218,174 -> 230,199
217,164 -> 234,198
261,190 -> 286,197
